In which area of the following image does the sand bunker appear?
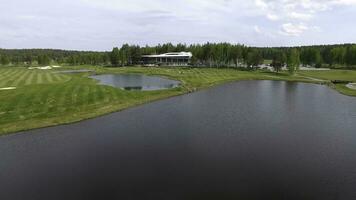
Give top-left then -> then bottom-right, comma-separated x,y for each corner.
346,83 -> 356,90
299,67 -> 330,71
28,65 -> 62,70
0,87 -> 16,91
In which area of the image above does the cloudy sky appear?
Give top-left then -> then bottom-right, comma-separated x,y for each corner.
1,0 -> 356,50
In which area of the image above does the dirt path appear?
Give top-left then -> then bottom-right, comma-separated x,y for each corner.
297,75 -> 327,82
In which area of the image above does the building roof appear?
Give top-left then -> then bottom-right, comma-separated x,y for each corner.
142,52 -> 192,58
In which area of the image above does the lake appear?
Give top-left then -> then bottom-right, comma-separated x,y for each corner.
89,74 -> 180,91
1,81 -> 356,200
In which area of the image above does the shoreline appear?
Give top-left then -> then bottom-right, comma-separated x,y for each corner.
0,67 -> 355,136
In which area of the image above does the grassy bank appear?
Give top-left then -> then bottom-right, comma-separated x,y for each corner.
0,66 -> 355,135
298,70 -> 356,96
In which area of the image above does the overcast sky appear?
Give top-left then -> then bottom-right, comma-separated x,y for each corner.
1,0 -> 356,51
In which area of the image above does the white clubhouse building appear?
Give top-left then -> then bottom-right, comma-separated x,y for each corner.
141,52 -> 192,66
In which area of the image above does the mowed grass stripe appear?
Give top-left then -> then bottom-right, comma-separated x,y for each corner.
51,73 -> 61,82
0,69 -> 21,87
3,70 -> 26,87
48,83 -> 70,112
12,70 -> 31,86
43,72 -> 51,83
57,82 -> 76,112
107,86 -> 120,102
26,86 -> 53,117
103,86 -> 115,103
44,71 -> 63,84
54,73 -> 65,82
0,92 -> 27,124
4,88 -> 38,122
54,73 -> 71,83
87,85 -> 97,105
96,85 -> 106,103
25,71 -> 36,85
71,84 -> 86,107
40,85 -> 65,117
30,71 -> 38,85
81,84 -> 91,108
0,69 -> 13,78
0,69 -> 19,80
36,72 -> 45,84
45,84 -> 63,114
70,84 -> 83,106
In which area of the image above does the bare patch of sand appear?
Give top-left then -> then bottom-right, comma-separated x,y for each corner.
346,83 -> 356,90
0,87 -> 16,91
28,65 -> 62,70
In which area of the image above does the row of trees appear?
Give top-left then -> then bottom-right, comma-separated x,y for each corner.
0,49 -> 110,66
1,43 -> 356,71
268,49 -> 301,74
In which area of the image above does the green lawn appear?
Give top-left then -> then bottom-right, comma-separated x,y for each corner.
0,66 -> 355,135
298,70 -> 356,82
334,84 -> 356,96
297,70 -> 356,96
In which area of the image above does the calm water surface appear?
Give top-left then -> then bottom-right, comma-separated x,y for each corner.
1,81 -> 356,200
89,74 -> 180,91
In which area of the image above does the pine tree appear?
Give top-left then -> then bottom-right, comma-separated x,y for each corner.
37,55 -> 51,66
110,47 -> 120,67
0,55 -> 10,65
315,50 -> 322,68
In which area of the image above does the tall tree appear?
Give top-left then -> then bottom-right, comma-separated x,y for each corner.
345,45 -> 356,67
246,49 -> 263,69
331,47 -> 346,66
110,47 -> 120,67
0,55 -> 10,65
287,49 -> 300,74
37,55 -> 51,66
120,44 -> 130,66
271,51 -> 286,73
314,50 -> 323,68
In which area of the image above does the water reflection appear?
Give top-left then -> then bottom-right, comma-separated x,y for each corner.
1,81 -> 356,200
90,74 -> 180,91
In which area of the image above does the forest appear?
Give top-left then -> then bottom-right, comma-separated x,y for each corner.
1,43 -> 356,70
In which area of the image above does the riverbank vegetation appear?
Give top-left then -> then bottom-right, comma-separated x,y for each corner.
0,66 -> 356,135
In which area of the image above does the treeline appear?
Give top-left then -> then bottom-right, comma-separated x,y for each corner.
258,44 -> 356,68
0,49 -> 110,66
1,43 -> 356,69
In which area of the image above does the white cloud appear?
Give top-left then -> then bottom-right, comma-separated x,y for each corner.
330,0 -> 356,6
255,0 -> 268,10
288,12 -> 313,20
267,13 -> 279,21
254,0 -> 356,36
280,23 -> 309,36
253,0 -> 356,23
0,0 -> 356,49
254,25 -> 262,33
312,26 -> 322,32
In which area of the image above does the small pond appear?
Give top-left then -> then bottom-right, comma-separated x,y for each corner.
89,74 -> 180,91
